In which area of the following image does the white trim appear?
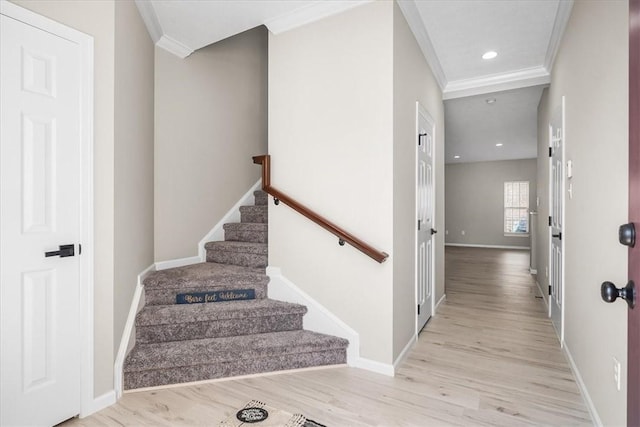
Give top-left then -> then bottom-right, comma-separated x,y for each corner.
563,343 -> 601,427
265,1 -> 370,35
156,34 -> 193,59
445,243 -> 530,250
352,357 -> 395,377
397,1 -> 446,91
134,0 -> 162,43
155,256 -> 201,271
535,280 -> 548,307
266,266 -> 360,366
434,293 -> 446,313
443,66 -> 550,100
198,180 -> 262,261
82,390 -> 116,418
544,0 -> 574,73
113,264 -> 155,399
1,1 -> 96,418
393,335 -> 417,372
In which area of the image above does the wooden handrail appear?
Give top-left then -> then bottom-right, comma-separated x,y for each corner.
253,155 -> 389,263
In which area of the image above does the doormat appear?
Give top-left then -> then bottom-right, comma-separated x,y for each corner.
176,289 -> 255,304
219,400 -> 326,427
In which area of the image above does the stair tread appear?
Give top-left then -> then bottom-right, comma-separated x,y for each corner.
144,262 -> 266,290
223,222 -> 267,230
136,298 -> 307,326
239,205 -> 267,211
205,241 -> 268,254
124,330 -> 349,372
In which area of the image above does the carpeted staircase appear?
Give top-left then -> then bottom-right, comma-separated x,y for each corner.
123,190 -> 349,390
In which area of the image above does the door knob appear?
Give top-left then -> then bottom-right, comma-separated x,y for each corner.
430,228 -> 437,235
45,244 -> 75,258
619,223 -> 636,247
601,280 -> 636,308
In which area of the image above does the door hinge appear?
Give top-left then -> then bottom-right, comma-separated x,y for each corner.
418,219 -> 421,230
79,244 -> 82,255
548,216 -> 552,226
548,147 -> 552,157
418,305 -> 420,315
548,285 -> 551,295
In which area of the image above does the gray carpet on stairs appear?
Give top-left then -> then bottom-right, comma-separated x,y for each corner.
124,190 -> 348,390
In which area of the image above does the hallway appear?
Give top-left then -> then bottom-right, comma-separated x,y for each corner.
65,247 -> 591,426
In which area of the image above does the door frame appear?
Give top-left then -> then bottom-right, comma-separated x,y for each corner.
0,0 -> 95,417
548,96 -> 566,345
415,101 -> 436,335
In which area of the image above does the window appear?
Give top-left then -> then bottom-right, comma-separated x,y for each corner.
504,181 -> 529,234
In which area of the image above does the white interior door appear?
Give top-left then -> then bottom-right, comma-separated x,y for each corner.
1,12 -> 83,426
417,103 -> 435,332
549,96 -> 565,343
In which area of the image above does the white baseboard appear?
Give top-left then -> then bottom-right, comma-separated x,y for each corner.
198,180 -> 262,261
352,357 -> 394,376
155,256 -> 201,271
393,335 -> 417,373
82,390 -> 116,418
535,280 -> 549,308
445,243 -> 530,250
113,263 -> 155,399
266,266 -> 360,366
529,268 -> 538,274
563,343 -> 602,427
435,293 -> 446,312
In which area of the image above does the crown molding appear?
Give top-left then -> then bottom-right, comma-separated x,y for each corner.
443,66 -> 550,100
265,1 -> 371,35
134,0 -> 162,43
544,0 -> 574,72
397,0 -> 447,91
156,35 -> 194,59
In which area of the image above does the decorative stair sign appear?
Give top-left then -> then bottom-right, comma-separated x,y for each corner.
176,289 -> 255,304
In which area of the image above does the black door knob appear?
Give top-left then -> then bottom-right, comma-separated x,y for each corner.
45,244 -> 75,258
601,280 -> 636,308
430,228 -> 437,235
619,223 -> 636,247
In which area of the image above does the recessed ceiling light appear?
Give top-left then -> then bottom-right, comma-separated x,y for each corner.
495,143 -> 503,147
485,98 -> 497,105
454,155 -> 461,159
482,51 -> 498,60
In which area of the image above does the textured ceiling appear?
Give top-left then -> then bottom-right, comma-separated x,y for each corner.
135,0 -> 573,164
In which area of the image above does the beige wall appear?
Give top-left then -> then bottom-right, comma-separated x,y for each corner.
154,27 -> 268,262
445,159 -> 537,247
269,1 -> 395,363
392,2 -> 445,359
11,0 -> 117,396
536,1 -> 629,425
113,0 -> 154,360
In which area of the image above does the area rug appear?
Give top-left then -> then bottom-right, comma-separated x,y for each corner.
220,400 -> 326,427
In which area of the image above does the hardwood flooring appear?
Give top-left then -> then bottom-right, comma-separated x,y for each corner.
64,247 -> 591,426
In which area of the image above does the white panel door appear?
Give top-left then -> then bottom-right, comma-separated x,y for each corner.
549,96 -> 565,342
1,13 -> 82,426
417,104 -> 435,332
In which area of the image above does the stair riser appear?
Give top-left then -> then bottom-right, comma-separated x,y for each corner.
206,250 -> 267,268
241,212 -> 267,223
145,282 -> 268,306
136,314 -> 303,344
124,349 -> 346,389
254,193 -> 268,206
224,229 -> 267,243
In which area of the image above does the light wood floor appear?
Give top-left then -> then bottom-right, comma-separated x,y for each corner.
65,247 -> 591,426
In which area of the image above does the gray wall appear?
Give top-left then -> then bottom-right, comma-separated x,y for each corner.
392,1 -> 445,360
536,88 -> 550,302
114,0 -> 154,362
154,27 -> 268,262
445,159 -> 537,247
536,1 -> 629,425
